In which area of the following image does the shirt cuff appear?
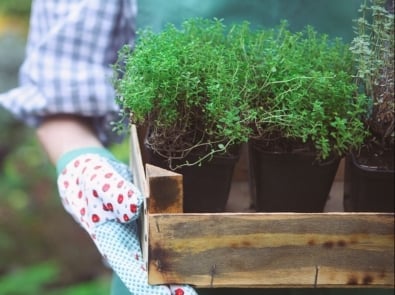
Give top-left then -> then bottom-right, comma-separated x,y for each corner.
56,147 -> 116,175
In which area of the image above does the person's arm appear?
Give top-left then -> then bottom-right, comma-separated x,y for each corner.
36,115 -> 102,164
1,0 -> 196,293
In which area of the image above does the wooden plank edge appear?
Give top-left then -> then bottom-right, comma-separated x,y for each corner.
130,124 -> 150,268
146,164 -> 183,214
147,212 -> 394,288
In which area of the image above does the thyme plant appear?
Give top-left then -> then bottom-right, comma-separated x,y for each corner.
250,21 -> 368,160
114,18 -> 259,167
349,0 -> 394,151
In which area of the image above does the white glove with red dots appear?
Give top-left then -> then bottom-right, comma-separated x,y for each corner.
56,147 -> 197,295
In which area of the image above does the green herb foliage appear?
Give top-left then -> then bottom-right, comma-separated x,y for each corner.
114,18 -> 258,166
249,21 -> 368,160
350,0 -> 394,150
114,17 -> 369,165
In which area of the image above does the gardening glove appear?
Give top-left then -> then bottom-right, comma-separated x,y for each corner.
56,147 -> 197,295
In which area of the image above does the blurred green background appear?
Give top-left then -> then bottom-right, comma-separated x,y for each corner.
0,1 -> 114,294
0,0 -> 372,294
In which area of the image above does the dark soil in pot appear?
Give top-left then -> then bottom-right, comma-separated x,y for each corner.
249,142 -> 340,212
144,144 -> 241,213
344,146 -> 394,212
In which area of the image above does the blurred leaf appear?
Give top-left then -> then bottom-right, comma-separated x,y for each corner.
0,262 -> 58,295
0,261 -> 111,295
46,276 -> 111,295
6,189 -> 29,210
0,0 -> 31,17
0,231 -> 13,251
109,138 -> 130,164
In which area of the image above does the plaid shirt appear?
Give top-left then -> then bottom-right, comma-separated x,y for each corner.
0,0 -> 137,144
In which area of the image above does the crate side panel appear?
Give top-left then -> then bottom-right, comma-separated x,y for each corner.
148,213 -> 394,288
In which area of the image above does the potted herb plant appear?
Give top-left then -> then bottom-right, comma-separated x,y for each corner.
345,0 -> 394,212
247,21 -> 368,212
113,18 -> 258,212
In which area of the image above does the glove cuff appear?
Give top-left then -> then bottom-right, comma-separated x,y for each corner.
56,147 -> 116,175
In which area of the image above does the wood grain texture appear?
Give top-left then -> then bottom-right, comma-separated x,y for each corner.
130,125 -> 394,289
147,213 -> 394,288
130,126 -> 184,269
146,164 -> 183,214
130,125 -> 150,267
130,124 -> 147,196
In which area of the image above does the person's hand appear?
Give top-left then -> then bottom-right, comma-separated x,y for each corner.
56,148 -> 197,295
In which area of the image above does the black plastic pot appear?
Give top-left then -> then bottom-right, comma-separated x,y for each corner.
343,151 -> 394,212
145,145 -> 240,213
249,143 -> 340,212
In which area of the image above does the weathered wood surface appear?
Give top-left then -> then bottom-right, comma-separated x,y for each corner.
146,164 -> 183,214
131,125 -> 184,269
130,125 -> 394,288
130,124 -> 147,196
130,124 -> 150,267
148,213 -> 394,288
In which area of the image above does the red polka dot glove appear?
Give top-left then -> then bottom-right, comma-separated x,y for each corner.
56,147 -> 197,295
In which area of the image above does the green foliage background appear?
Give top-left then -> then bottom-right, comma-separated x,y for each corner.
0,0 -> 368,294
0,1 -> 114,293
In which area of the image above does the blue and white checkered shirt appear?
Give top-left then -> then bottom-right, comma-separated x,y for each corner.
0,0 -> 137,144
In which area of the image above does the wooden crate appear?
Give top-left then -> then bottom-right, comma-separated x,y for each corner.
130,125 -> 394,289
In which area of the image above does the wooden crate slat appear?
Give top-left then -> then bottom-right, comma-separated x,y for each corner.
130,124 -> 147,195
148,213 -> 394,288
129,125 -> 394,289
130,124 -> 150,268
146,164 -> 183,214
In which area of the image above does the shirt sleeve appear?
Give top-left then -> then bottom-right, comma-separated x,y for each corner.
0,0 -> 137,144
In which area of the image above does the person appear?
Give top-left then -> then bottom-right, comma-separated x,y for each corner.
0,1 -> 196,294
2,1 -> 393,295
